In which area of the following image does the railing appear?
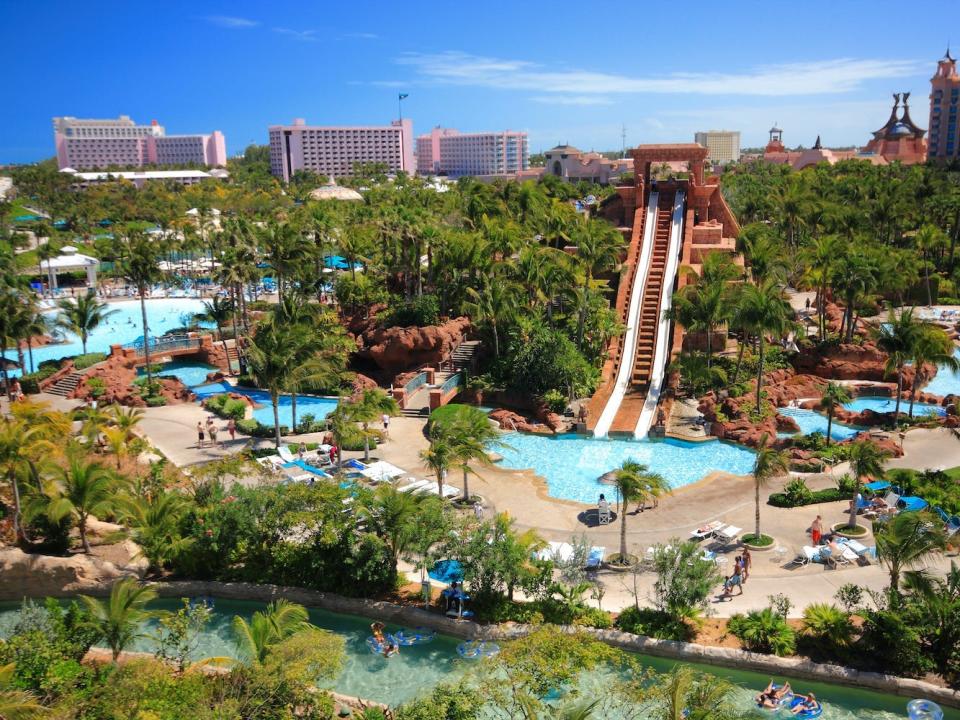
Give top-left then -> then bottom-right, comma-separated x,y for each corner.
403,371 -> 429,396
438,372 -> 463,396
123,334 -> 200,357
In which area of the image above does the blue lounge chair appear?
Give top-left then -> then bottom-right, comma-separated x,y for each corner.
934,506 -> 951,522
864,480 -> 890,494
585,546 -> 605,570
898,496 -> 928,512
948,516 -> 960,534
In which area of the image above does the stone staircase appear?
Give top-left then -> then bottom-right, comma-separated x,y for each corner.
400,370 -> 456,418
46,370 -> 82,397
447,340 -> 480,373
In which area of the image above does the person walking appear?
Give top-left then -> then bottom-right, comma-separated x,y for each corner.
811,515 -> 823,546
382,412 -> 390,439
227,418 -> 236,441
209,422 -> 219,448
197,421 -> 205,449
741,547 -> 752,583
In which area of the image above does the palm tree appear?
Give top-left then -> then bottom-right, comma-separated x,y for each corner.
102,426 -> 129,470
245,321 -> 298,448
571,217 -> 622,348
645,664 -> 740,720
361,484 -> 438,576
108,404 -> 144,439
194,296 -> 235,375
445,406 -> 507,502
36,238 -> 60,287
820,382 -> 852,446
0,662 -> 46,719
875,511 -> 946,599
349,388 -> 399,462
232,599 -> 313,665
909,323 -> 959,418
259,221 -> 312,303
671,352 -> 727,397
116,490 -> 192,573
35,452 -> 118,553
421,430 -> 456,497
610,460 -> 669,565
846,439 -> 891,529
122,234 -> 162,389
874,306 -> 922,422
749,434 -> 789,542
81,578 -> 159,662
736,280 -> 795,413
464,275 -> 521,359
54,295 -> 117,356
913,224 -> 947,307
799,234 -> 842,340
16,303 -> 49,375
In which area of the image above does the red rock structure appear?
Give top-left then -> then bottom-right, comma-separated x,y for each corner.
354,316 -> 471,373
862,93 -> 927,165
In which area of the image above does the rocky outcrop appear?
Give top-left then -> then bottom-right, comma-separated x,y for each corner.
489,409 -> 552,434
351,373 -> 380,393
793,340 -> 931,386
0,546 -> 146,600
355,317 -> 471,372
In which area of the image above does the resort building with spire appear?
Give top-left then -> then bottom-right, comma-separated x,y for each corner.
928,47 -> 959,163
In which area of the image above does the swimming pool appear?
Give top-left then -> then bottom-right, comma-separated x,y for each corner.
495,433 -> 756,504
777,407 -> 862,441
6,298 -> 209,376
922,348 -> 960,397
0,598 -> 948,717
844,397 -> 945,417
139,360 -> 218,387
193,381 -> 339,429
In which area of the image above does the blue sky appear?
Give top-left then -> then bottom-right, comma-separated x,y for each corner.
0,0 -> 953,163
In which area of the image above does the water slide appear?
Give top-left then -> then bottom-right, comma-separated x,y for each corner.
634,191 -> 685,439
592,191 -> 659,438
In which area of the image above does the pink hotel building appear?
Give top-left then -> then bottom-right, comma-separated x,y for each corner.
54,116 -> 227,170
416,127 -> 528,177
268,118 -> 414,181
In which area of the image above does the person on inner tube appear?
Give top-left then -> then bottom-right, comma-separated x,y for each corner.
370,622 -> 386,644
756,679 -> 792,708
383,639 -> 399,657
791,692 -> 819,714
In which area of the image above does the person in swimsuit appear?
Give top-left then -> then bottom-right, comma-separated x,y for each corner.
197,421 -> 205,448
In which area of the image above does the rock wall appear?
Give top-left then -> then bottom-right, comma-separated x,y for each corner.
354,317 -> 471,373
0,546 -> 146,600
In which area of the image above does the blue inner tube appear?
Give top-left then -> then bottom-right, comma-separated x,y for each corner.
787,696 -> 823,718
907,699 -> 944,720
456,641 -> 500,659
366,634 -> 398,656
393,627 -> 436,646
755,684 -> 793,710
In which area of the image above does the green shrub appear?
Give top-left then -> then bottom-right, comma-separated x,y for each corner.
835,474 -> 858,495
615,606 -> 694,642
801,603 -> 853,652
768,487 -> 846,508
386,294 -> 440,327
145,396 -> 166,407
834,583 -> 864,613
236,418 -> 260,435
86,376 -> 106,398
859,609 -> 932,677
541,389 -> 568,414
203,393 -> 248,420
782,477 -> 813,506
72,352 -> 107,370
342,435 -> 376,452
728,608 -> 796,656
20,364 -> 60,393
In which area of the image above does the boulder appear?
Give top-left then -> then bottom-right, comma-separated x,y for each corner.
356,317 -> 471,372
776,414 -> 801,433
488,408 -> 551,434
0,548 -> 145,601
351,373 -> 380,393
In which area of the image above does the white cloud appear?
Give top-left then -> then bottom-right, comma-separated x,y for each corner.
207,15 -> 259,28
396,51 -> 924,97
273,27 -> 318,42
531,95 -> 614,106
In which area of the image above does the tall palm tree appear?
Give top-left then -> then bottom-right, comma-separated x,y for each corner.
668,281 -> 727,368
571,217 -> 622,348
245,321 -> 299,448
361,484 -> 438,575
349,388 -> 399,462
874,306 -> 922,422
259,221 -> 312,303
875,511 -> 946,599
464,275 -> 521,359
116,489 -> 192,573
735,280 -> 795,413
232,599 -> 313,666
445,406 -> 507,502
194,296 -> 234,375
34,451 -> 118,553
820,382 -> 852,446
749,434 -> 789,542
122,234 -> 162,389
645,664 -> 740,720
611,460 -> 668,564
108,404 -> 144,439
81,579 -> 159,662
54,295 -> 117,356
17,302 -> 49,375
909,323 -> 959,418
36,238 -> 60,288
421,430 -> 456,497
799,234 -> 842,340
913,224 -> 947,307
846,439 -> 891,528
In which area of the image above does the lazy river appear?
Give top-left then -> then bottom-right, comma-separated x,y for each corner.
495,433 -> 756,504
193,380 -> 339,428
0,598 -> 950,717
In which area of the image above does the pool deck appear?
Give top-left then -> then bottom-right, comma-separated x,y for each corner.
11,390 -> 960,617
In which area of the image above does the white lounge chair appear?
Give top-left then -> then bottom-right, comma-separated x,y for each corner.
278,446 -> 296,463
597,501 -> 611,525
789,545 -> 821,566
714,525 -> 742,544
690,521 -> 724,540
398,479 -> 431,493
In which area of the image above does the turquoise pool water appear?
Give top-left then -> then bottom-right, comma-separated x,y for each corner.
923,348 -> 960,397
0,598 -> 950,717
495,433 -> 756,504
5,298 -> 208,376
193,381 -> 339,428
844,397 -> 945,417
139,360 -> 218,387
778,407 -> 862,441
